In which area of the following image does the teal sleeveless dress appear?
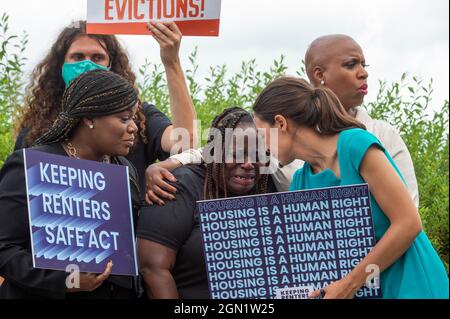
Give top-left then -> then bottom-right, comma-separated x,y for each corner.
289,128 -> 449,299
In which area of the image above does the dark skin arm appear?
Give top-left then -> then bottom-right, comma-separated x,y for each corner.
137,238 -> 179,299
145,159 -> 181,206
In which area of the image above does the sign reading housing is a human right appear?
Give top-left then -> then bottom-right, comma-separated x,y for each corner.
197,184 -> 382,299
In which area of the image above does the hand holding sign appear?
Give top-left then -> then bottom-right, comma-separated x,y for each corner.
24,150 -> 138,277
147,21 -> 182,66
309,276 -> 359,299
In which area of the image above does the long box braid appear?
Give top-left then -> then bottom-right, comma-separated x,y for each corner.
34,69 -> 139,146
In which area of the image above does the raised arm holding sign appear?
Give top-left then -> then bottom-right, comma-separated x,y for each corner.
16,18 -> 197,197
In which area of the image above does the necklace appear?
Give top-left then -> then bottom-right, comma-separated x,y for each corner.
63,141 -> 111,164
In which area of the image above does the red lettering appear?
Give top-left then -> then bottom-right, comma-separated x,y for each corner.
147,0 -> 153,20
176,0 -> 189,18
163,0 -> 175,18
134,0 -> 145,19
105,0 -> 114,20
200,0 -> 205,18
188,0 -> 199,18
128,0 -> 133,19
115,0 -> 127,20
148,0 -> 154,19
106,0 -> 207,22
157,0 -> 162,19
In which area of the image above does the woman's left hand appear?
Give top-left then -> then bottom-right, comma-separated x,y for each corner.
147,21 -> 182,66
309,277 -> 360,299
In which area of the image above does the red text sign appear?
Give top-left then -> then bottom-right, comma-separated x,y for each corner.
87,0 -> 222,36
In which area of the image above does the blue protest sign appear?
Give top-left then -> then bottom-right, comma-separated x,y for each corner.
197,184 -> 382,299
23,149 -> 138,276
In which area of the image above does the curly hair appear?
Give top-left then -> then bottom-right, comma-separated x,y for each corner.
18,21 -> 147,146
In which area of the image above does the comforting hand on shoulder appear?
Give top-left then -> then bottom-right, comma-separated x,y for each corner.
145,164 -> 178,206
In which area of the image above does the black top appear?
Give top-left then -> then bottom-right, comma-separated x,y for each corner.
125,103 -> 172,194
136,165 -> 277,299
14,103 -> 172,196
0,143 -> 141,299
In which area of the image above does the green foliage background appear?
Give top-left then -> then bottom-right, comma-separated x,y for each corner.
1,14 -> 448,272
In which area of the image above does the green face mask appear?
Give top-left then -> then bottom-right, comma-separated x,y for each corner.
62,60 -> 110,86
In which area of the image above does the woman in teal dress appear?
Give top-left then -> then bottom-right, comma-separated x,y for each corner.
252,76 -> 449,299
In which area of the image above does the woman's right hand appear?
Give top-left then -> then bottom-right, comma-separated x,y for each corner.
147,21 -> 182,67
67,261 -> 113,293
145,164 -> 178,206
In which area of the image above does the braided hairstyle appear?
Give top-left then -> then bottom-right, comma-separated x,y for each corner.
34,69 -> 138,146
203,107 -> 269,200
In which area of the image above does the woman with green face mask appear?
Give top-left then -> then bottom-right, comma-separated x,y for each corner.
15,20 -> 197,197
62,60 -> 110,86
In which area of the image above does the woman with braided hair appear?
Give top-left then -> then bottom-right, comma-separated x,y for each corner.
136,107 -> 276,299
14,20 -> 196,196
144,35 -> 419,211
0,70 -> 142,299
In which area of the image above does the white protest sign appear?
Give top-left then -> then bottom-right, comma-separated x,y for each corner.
87,0 -> 222,36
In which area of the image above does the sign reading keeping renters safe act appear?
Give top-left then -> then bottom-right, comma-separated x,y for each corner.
23,149 -> 138,276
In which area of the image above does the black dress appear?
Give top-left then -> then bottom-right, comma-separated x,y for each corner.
0,143 -> 141,299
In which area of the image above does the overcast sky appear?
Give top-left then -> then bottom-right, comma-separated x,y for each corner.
1,0 -> 449,112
